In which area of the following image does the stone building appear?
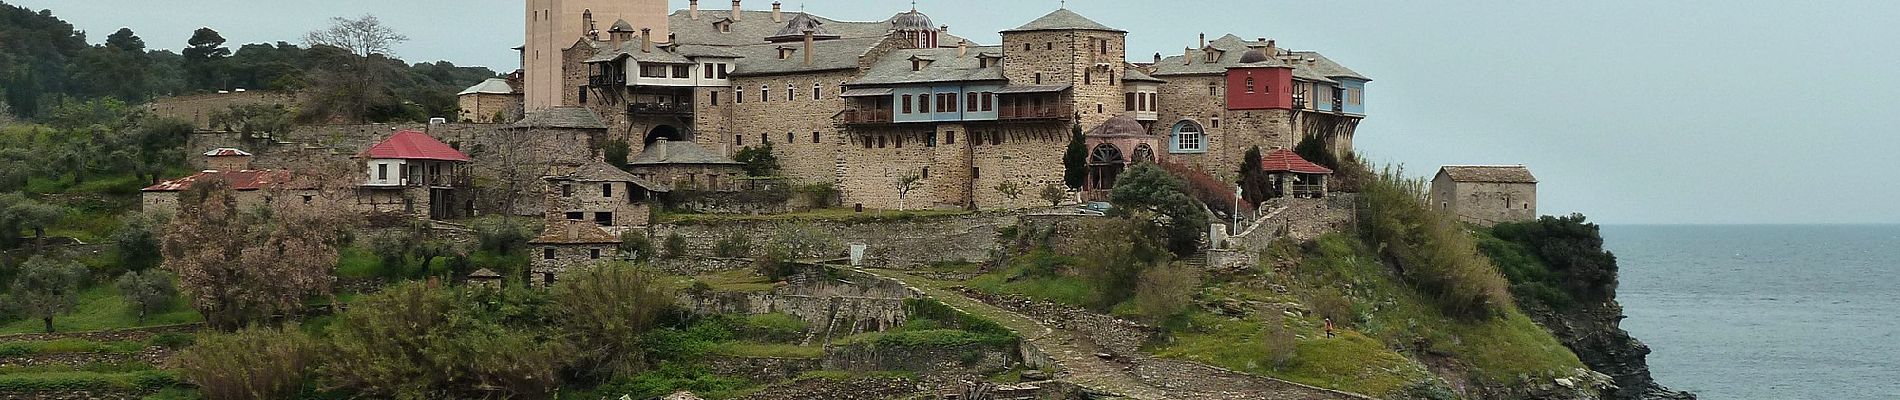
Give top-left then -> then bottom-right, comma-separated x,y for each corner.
534,2 -> 1369,210
529,219 -> 623,287
457,74 -> 524,123
626,140 -> 747,191
1081,114 -> 1161,192
142,147 -> 316,214
544,159 -> 668,231
357,130 -> 473,220
1431,165 -> 1538,226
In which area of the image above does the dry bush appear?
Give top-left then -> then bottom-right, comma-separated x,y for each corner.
1355,163 -> 1512,318
1134,262 -> 1202,321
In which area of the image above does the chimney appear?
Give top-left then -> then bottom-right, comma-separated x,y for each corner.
690,0 -> 700,19
1266,39 -> 1277,55
582,9 -> 596,38
641,28 -> 653,53
772,1 -> 783,22
1153,52 -> 1161,64
732,0 -> 742,21
1198,33 -> 1206,48
803,29 -> 815,65
957,40 -> 968,57
610,31 -> 623,51
1183,47 -> 1192,65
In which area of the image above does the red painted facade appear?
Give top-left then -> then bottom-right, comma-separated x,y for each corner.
1225,66 -> 1294,110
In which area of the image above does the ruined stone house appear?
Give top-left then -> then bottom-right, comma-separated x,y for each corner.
1431,165 -> 1538,226
543,158 -> 668,232
529,218 -> 622,287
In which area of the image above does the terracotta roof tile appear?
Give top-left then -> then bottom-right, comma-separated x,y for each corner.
141,170 -> 298,192
1261,148 -> 1334,174
358,130 -> 471,162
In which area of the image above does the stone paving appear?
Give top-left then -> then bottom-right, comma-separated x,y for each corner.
862,268 -> 1371,400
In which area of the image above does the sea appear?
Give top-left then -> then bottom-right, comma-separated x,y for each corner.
1603,224 -> 1900,399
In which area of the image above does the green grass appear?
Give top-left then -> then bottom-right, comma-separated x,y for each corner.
0,338 -> 148,357
0,285 -> 201,335
713,342 -> 824,359
0,361 -> 157,375
1152,311 -> 1428,396
659,208 -> 971,225
333,245 -> 383,279
0,370 -> 177,393
964,251 -> 1098,307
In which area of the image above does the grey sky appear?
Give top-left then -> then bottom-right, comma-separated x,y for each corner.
15,0 -> 1898,224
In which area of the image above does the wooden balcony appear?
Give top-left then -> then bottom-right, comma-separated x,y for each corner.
628,102 -> 693,116
588,74 -> 627,87
997,105 -> 1072,121
840,109 -> 894,125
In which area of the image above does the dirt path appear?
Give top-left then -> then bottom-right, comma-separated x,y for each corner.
863,268 -> 1371,400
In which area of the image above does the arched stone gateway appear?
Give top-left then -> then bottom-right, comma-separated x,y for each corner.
644,125 -> 685,144
1087,144 -> 1126,191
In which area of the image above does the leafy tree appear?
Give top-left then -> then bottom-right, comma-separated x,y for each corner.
116,269 -> 178,325
183,27 -> 232,90
662,233 -> 688,259
5,197 -> 64,251
732,143 -> 781,177
604,139 -> 632,169
174,325 -> 315,400
895,174 -> 922,210
304,14 -> 409,57
1062,123 -> 1087,189
0,3 -> 88,118
128,116 -> 193,184
1489,214 -> 1620,304
160,179 -> 358,330
552,262 -> 673,380
620,231 -> 655,263
8,256 -> 86,332
1109,163 -> 1210,256
994,181 -> 1024,203
112,213 -> 167,272
1039,183 -> 1068,207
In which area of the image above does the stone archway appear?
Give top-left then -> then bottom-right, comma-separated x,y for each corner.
1131,144 -> 1155,164
644,125 -> 685,144
1086,144 -> 1127,191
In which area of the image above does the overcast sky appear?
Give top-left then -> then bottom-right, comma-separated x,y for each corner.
15,0 -> 1899,224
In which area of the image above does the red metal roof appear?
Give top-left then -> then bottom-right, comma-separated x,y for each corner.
357,130 -> 471,162
141,170 -> 295,192
1261,148 -> 1334,174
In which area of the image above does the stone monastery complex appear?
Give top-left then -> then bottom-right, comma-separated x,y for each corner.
516,0 -> 1371,210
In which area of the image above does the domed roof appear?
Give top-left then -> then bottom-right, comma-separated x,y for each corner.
1238,49 -> 1271,64
891,10 -> 935,31
1086,114 -> 1147,137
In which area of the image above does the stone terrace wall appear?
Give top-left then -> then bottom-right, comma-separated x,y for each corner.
822,341 -> 1020,375
1226,194 -> 1355,252
650,211 -> 1018,268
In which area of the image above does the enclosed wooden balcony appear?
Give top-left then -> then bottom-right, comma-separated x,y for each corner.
841,109 -> 894,125
997,105 -> 1072,121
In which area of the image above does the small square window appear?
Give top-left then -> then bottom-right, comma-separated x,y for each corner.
543,248 -> 555,260
590,248 -> 601,259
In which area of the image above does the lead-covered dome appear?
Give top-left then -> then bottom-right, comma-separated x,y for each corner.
1238,49 -> 1271,64
891,10 -> 935,32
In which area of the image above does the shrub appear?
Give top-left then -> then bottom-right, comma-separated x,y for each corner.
621,231 -> 656,263
1355,163 -> 1512,318
1156,160 -> 1252,216
792,183 -> 842,207
174,325 -> 315,400
1261,314 -> 1297,370
1133,262 -> 1202,321
663,233 -> 688,259
712,232 -> 751,258
318,283 -> 566,399
1039,183 -> 1067,206
604,139 -> 631,169
1488,214 -> 1618,305
552,262 -> 673,380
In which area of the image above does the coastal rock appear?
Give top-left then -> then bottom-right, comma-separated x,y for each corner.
1526,300 -> 1696,400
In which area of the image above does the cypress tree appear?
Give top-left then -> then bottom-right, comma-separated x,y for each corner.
1062,123 -> 1087,189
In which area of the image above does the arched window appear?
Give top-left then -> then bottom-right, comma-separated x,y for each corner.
1132,144 -> 1155,163
813,83 -> 822,100
1170,121 -> 1205,153
1245,77 -> 1256,93
760,85 -> 770,102
1088,144 -> 1125,165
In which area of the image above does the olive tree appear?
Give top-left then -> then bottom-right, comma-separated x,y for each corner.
8,256 -> 87,333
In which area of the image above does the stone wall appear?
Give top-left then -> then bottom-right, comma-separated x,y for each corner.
703,355 -> 823,384
1225,195 -> 1355,252
544,179 -> 656,227
457,93 -> 522,123
1432,179 -> 1536,226
680,266 -> 923,339
147,91 -> 298,129
723,70 -> 859,185
529,243 -> 617,287
822,341 -> 1020,375
649,211 -> 1014,268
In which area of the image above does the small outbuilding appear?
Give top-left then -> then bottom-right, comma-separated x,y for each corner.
357,130 -> 473,220
544,159 -> 669,232
1430,165 -> 1538,226
528,219 -> 622,288
1259,148 -> 1333,198
626,140 -> 746,192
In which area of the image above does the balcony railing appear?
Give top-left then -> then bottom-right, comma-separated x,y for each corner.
997,105 -> 1072,121
628,102 -> 693,115
589,74 -> 627,87
840,109 -> 893,125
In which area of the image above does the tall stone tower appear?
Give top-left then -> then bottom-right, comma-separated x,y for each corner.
524,0 -> 670,112
1001,8 -> 1128,128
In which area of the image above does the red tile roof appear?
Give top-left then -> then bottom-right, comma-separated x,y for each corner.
1261,148 -> 1334,174
141,170 -> 297,192
357,130 -> 471,162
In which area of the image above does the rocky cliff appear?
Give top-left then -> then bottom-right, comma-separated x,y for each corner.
1525,297 -> 1695,400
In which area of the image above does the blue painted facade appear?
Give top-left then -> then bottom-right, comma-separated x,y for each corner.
1168,120 -> 1207,153
890,84 -> 1002,123
1337,78 -> 1367,115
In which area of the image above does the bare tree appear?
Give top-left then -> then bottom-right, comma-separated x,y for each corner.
304,14 -> 409,57
161,166 -> 361,330
896,174 -> 922,210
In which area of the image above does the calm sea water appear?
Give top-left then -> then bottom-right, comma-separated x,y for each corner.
1603,225 -> 1900,399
